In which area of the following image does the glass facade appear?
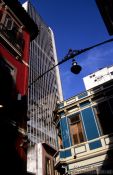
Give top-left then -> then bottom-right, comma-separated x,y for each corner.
23,2 -> 63,148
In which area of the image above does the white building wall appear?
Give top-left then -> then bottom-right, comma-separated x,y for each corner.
27,146 -> 36,174
49,27 -> 63,101
83,65 -> 113,90
27,144 -> 43,175
37,143 -> 43,175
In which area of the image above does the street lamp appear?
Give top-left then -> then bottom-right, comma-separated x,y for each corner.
28,38 -> 113,88
71,59 -> 82,74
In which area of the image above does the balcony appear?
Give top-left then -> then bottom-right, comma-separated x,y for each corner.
0,23 -> 24,59
54,133 -> 113,168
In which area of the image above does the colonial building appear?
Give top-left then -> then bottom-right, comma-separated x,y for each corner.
0,0 -> 38,174
53,65 -> 113,174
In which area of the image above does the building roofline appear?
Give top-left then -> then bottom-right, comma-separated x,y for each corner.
83,64 -> 113,77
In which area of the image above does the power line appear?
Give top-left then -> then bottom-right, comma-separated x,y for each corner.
28,38 -> 113,88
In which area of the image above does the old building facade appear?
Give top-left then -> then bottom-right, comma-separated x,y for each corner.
54,65 -> 113,174
0,0 -> 38,174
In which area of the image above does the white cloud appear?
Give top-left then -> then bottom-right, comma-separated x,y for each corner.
81,47 -> 113,68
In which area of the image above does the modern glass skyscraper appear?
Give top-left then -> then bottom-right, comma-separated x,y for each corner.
23,1 -> 63,148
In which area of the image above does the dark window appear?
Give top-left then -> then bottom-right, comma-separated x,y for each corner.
79,100 -> 90,107
92,94 -> 103,101
103,80 -> 113,88
4,15 -> 13,30
93,101 -> 113,135
105,89 -> 113,96
67,105 -> 78,111
69,114 -> 80,124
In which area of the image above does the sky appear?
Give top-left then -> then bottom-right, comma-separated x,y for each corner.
20,0 -> 113,100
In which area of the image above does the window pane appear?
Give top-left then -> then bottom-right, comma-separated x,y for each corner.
69,114 -> 85,145
73,134 -> 78,144
4,15 -> 13,30
70,124 -> 79,144
69,114 -> 80,124
78,122 -> 84,142
79,132 -> 84,143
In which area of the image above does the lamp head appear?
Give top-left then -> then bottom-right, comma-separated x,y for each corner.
71,60 -> 82,74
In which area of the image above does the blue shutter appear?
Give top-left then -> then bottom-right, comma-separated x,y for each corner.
81,107 -> 101,149
60,117 -> 71,148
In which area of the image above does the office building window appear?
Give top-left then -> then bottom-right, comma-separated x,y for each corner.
69,113 -> 85,145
